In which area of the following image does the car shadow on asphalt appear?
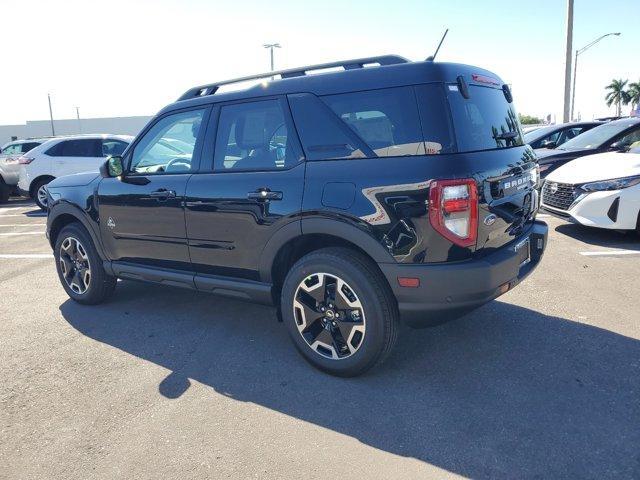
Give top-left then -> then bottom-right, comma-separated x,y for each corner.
555,223 -> 640,250
59,282 -> 640,479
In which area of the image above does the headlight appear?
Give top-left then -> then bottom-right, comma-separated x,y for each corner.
581,175 -> 640,192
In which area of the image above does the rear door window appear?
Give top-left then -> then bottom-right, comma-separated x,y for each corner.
213,99 -> 298,171
447,84 -> 523,152
47,139 -> 102,157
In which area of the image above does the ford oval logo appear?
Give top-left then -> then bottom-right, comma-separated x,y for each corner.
484,214 -> 497,226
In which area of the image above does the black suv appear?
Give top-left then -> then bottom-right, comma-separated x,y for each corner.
46,55 -> 548,376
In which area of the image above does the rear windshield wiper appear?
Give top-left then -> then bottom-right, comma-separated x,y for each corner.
493,131 -> 519,141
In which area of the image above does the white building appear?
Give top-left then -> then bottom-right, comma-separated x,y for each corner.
0,115 -> 152,145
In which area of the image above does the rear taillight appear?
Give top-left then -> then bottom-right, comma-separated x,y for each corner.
428,178 -> 478,247
18,156 -> 34,164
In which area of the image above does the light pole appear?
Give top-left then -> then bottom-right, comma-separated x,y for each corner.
570,32 -> 621,121
75,106 -> 82,133
263,43 -> 281,78
562,0 -> 574,123
47,93 -> 55,136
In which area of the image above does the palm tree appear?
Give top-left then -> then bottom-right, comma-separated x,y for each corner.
605,79 -> 631,116
629,80 -> 640,110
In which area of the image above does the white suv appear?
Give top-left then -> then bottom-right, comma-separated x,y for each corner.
0,139 -> 49,203
18,134 -> 133,209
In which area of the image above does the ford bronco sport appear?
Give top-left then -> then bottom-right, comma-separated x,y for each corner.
46,55 -> 548,376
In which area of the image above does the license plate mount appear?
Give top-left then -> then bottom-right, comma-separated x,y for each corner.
515,237 -> 531,268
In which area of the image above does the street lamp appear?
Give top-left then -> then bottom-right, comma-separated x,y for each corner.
570,32 -> 621,121
263,43 -> 281,78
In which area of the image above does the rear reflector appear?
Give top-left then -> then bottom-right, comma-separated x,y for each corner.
397,277 -> 420,288
429,178 -> 479,247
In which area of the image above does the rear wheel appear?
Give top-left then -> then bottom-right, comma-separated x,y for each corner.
281,247 -> 398,377
54,223 -> 116,304
32,178 -> 52,210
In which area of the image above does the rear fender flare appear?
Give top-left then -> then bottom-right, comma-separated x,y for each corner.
257,217 -> 394,282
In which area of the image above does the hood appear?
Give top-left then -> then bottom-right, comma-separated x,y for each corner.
48,172 -> 100,188
545,152 -> 640,184
534,147 -> 588,162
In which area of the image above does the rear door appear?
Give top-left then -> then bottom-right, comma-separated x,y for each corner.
185,97 -> 305,281
50,138 -> 104,177
98,108 -> 207,270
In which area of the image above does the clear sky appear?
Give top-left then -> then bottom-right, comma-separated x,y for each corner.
1,0 -> 637,125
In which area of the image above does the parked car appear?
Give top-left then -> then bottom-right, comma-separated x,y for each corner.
536,118 -> 640,178
523,121 -> 602,150
0,138 -> 49,202
540,145 -> 640,233
45,55 -> 547,376
18,134 -> 132,209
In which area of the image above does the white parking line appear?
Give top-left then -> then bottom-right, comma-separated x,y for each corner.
536,214 -> 551,219
580,250 -> 640,257
0,213 -> 46,218
0,206 -> 36,212
0,254 -> 52,259
0,224 -> 46,227
0,231 -> 44,236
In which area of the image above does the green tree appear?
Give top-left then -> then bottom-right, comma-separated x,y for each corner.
605,79 -> 631,116
628,80 -> 640,110
518,114 -> 543,125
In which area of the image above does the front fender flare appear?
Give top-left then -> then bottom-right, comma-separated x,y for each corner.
47,201 -> 108,261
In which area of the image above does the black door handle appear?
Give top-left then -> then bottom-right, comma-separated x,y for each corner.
247,189 -> 283,201
149,189 -> 176,199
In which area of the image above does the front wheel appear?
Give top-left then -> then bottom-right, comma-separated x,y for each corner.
281,247 -> 399,377
54,223 -> 117,304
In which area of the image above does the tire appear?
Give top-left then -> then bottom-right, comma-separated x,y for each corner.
54,223 -> 117,305
281,247 -> 399,377
32,177 -> 52,210
0,178 -> 10,203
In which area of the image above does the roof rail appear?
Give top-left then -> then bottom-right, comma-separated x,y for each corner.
177,54 -> 409,101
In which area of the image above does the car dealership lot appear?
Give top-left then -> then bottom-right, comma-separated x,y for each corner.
1,200 -> 639,479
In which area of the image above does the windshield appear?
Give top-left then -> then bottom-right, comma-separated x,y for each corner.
558,122 -> 634,150
447,85 -> 523,152
523,125 -> 558,143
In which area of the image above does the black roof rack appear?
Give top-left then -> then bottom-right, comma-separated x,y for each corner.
177,54 -> 409,101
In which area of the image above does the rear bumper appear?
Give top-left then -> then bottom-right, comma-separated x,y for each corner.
379,220 -> 548,328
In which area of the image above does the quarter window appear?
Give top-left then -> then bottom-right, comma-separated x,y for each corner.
322,87 -> 427,157
130,109 -> 204,174
213,99 -> 296,171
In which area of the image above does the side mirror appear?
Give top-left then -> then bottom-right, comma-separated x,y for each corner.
100,155 -> 123,178
541,140 -> 557,149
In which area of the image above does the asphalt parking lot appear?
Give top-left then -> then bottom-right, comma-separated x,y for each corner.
1,198 -> 639,479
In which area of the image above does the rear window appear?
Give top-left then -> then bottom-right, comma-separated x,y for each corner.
447,84 -> 523,152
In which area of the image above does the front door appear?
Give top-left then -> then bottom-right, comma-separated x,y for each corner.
98,108 -> 207,270
185,98 -> 304,281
